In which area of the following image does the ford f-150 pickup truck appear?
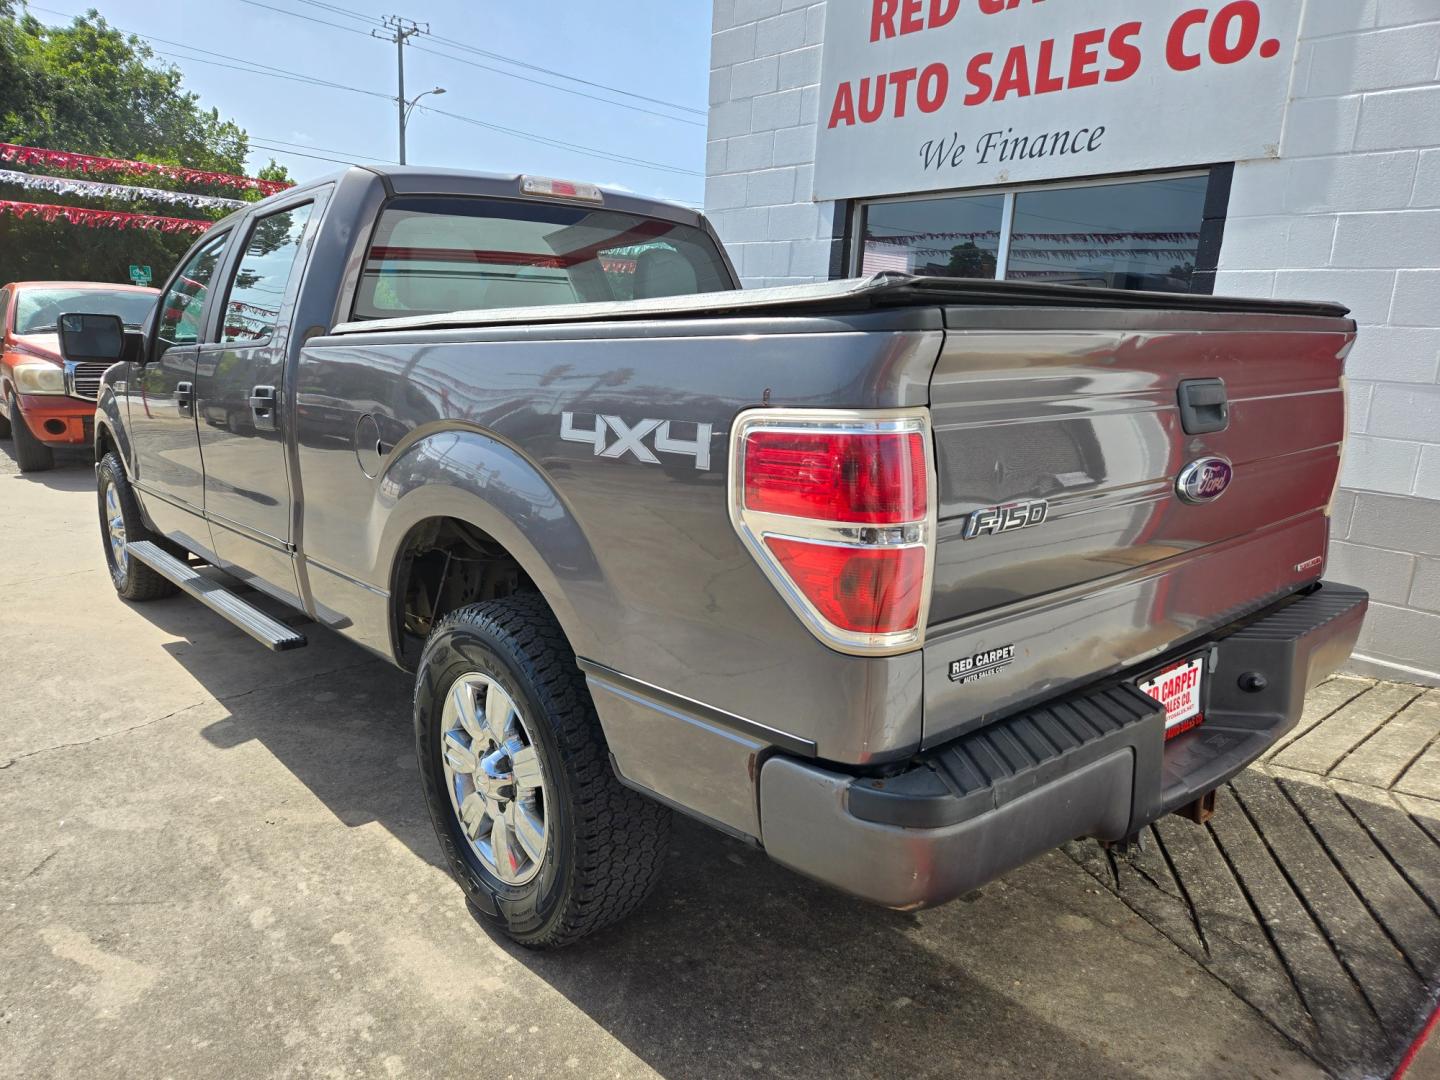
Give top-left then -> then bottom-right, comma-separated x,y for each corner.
59,166 -> 1368,948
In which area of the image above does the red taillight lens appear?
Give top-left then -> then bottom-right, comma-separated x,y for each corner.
764,539 -> 925,634
743,431 -> 927,523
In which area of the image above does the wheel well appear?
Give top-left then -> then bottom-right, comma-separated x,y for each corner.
391,516 -> 539,668
95,422 -> 117,464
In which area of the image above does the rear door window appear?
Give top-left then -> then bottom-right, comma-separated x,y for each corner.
353,196 -> 733,319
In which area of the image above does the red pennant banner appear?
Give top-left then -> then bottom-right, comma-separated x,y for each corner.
0,142 -> 289,196
0,199 -> 213,234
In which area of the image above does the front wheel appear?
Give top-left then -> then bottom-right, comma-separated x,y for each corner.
97,452 -> 176,601
414,594 -> 671,948
8,393 -> 53,472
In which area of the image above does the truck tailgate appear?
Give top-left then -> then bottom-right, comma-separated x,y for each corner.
922,305 -> 1355,748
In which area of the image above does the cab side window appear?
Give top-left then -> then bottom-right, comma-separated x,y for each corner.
220,204 -> 314,344
0,288 -> 11,333
154,232 -> 229,360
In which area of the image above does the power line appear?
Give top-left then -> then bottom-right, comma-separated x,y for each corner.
289,0 -> 384,26
410,41 -> 705,128
150,48 -> 389,100
232,0 -> 704,118
30,3 -> 702,182
425,31 -> 707,117
420,104 -> 700,176
233,0 -> 377,38
250,136 -> 396,164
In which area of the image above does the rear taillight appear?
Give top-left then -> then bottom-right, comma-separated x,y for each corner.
729,410 -> 935,654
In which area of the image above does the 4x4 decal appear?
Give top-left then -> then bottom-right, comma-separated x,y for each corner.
560,412 -> 714,470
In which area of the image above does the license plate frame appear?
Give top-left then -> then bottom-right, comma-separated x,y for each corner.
1138,654 -> 1208,740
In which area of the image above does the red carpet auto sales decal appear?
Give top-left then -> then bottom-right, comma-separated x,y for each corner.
813,0 -> 1305,200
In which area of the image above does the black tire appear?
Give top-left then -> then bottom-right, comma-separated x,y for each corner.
9,392 -> 53,472
415,594 -> 671,948
97,451 -> 176,601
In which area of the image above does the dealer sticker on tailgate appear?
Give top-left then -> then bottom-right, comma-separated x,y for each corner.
1139,656 -> 1206,740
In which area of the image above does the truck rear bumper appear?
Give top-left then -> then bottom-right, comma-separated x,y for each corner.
757,581 -> 1368,910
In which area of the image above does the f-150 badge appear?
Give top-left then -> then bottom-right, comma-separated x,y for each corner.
963,500 -> 1049,540
561,412 -> 714,470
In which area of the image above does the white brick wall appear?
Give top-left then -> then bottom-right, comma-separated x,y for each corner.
707,0 -> 834,287
707,1 -> 1440,680
1215,6 -> 1440,680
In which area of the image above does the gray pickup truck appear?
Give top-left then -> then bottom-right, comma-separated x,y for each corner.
58,166 -> 1368,947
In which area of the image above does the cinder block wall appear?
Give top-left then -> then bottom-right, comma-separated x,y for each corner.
707,0 -> 836,286
1215,5 -> 1440,683
707,0 -> 1440,682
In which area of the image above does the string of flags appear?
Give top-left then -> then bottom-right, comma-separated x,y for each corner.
0,168 -> 246,211
0,142 -> 289,195
0,199 -> 213,235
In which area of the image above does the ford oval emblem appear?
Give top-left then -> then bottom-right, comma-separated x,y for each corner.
1177,457 -> 1234,504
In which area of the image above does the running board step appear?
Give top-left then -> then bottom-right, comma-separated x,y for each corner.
125,540 -> 307,652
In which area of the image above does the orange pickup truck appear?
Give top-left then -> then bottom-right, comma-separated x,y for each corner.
0,281 -> 157,471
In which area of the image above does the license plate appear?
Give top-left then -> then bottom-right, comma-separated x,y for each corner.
1139,655 -> 1206,740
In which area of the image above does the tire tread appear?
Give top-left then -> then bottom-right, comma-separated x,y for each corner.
424,594 -> 670,947
98,451 -> 177,601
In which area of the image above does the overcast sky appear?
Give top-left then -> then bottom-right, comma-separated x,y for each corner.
31,0 -> 710,206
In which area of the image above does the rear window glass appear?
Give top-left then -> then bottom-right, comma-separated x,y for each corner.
352,195 -> 732,319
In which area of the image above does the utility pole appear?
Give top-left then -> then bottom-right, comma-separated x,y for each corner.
372,15 -> 429,165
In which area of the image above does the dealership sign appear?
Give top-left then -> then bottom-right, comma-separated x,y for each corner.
813,0 -> 1304,201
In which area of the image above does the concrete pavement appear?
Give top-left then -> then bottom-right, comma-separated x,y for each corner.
0,445 -> 1430,1079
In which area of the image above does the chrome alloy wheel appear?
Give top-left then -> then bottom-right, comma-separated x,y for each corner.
103,479 -> 128,575
441,673 -> 550,886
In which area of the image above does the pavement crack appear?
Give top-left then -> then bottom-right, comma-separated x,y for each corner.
212,660 -> 384,706
1390,726 -> 1440,794
22,849 -> 58,879
1276,776 -> 1427,984
0,661 -> 386,771
0,701 -> 207,770
1331,785 -> 1440,925
1152,825 -> 1210,957
1230,776 -> 1390,1037
1325,691 -> 1423,779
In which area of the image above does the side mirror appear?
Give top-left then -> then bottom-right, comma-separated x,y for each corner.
57,312 -> 126,364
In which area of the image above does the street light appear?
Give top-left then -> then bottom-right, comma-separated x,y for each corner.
400,86 -> 445,164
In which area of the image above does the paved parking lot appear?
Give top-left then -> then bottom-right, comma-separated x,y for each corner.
2,446 -> 1437,1080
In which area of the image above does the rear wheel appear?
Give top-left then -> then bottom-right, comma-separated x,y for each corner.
97,451 -> 175,601
415,594 -> 671,948
8,392 -> 53,472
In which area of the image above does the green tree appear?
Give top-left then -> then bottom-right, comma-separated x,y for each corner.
257,159 -> 293,185
0,3 -> 273,283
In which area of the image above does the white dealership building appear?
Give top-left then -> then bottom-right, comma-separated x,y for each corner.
705,0 -> 1440,683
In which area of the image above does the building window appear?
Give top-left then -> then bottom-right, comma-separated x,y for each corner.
853,170 -> 1220,295
861,193 -> 1005,278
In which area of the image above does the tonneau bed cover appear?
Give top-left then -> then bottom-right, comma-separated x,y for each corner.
332,272 -> 1350,336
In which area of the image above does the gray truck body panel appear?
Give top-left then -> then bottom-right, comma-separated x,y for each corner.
94,166 -> 1366,898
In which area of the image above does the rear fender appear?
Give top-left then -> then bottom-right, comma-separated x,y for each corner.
373,425 -> 611,659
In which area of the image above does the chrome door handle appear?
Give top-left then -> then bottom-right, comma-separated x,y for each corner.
175,381 -> 193,415
249,384 -> 277,431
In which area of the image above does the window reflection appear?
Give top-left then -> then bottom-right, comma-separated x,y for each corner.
861,194 -> 1005,278
857,173 -> 1210,294
1006,176 -> 1208,293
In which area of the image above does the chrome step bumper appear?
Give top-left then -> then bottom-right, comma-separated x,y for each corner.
758,582 -> 1368,910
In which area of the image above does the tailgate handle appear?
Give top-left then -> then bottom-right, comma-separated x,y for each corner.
1177,379 -> 1229,435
